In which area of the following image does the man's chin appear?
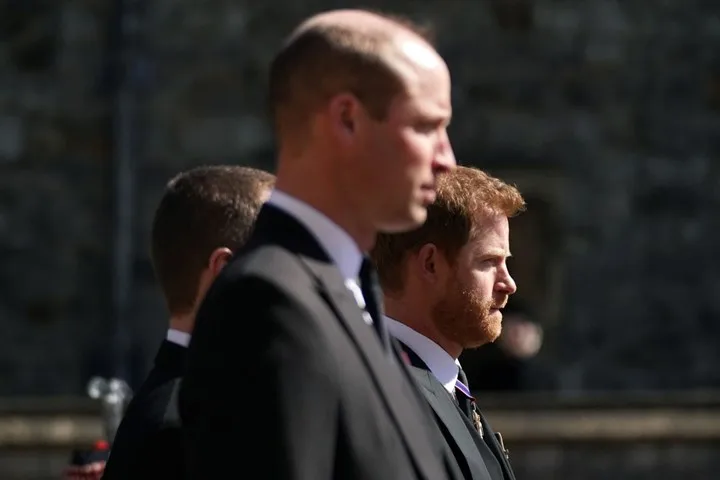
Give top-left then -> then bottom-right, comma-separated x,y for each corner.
463,329 -> 501,349
406,204 -> 429,229
482,317 -> 503,344
377,206 -> 427,233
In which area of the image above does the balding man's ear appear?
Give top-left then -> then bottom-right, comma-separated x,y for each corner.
328,93 -> 359,135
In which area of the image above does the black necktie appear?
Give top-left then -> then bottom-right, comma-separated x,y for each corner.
359,257 -> 390,351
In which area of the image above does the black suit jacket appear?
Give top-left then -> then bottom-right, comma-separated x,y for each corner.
399,343 -> 516,480
179,204 -> 462,480
102,340 -> 186,480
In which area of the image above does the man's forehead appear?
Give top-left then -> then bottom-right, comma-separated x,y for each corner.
387,38 -> 449,103
469,215 -> 511,249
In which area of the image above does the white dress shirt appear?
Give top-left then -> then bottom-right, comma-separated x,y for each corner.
386,316 -> 461,394
166,328 -> 191,348
266,190 -> 372,325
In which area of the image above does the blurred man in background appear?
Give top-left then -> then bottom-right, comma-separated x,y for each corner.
97,166 -> 274,480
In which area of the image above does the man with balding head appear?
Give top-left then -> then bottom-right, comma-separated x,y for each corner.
180,8 -> 460,480
268,9 -> 455,241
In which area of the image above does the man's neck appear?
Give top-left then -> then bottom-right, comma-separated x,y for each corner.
385,300 -> 462,359
168,313 -> 194,334
275,163 -> 376,252
385,314 -> 461,394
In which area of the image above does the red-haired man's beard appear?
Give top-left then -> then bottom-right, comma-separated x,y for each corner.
431,276 -> 507,350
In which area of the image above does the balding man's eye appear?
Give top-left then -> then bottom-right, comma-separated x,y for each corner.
414,122 -> 439,133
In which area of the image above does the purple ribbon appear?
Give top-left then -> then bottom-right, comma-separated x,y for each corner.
455,379 -> 474,400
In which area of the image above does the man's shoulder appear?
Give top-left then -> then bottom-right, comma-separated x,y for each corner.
121,372 -> 181,428
104,376 -> 182,477
221,244 -> 314,294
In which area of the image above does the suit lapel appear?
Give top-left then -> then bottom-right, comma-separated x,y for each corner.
408,366 -> 495,480
304,257 -> 446,480
398,342 -> 506,480
248,206 -> 446,480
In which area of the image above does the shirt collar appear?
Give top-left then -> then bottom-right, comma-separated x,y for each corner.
166,328 -> 191,348
386,316 -> 460,394
267,189 -> 363,280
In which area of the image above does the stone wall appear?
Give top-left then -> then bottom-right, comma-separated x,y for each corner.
3,397 -> 720,480
3,443 -> 719,480
2,0 -> 720,395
